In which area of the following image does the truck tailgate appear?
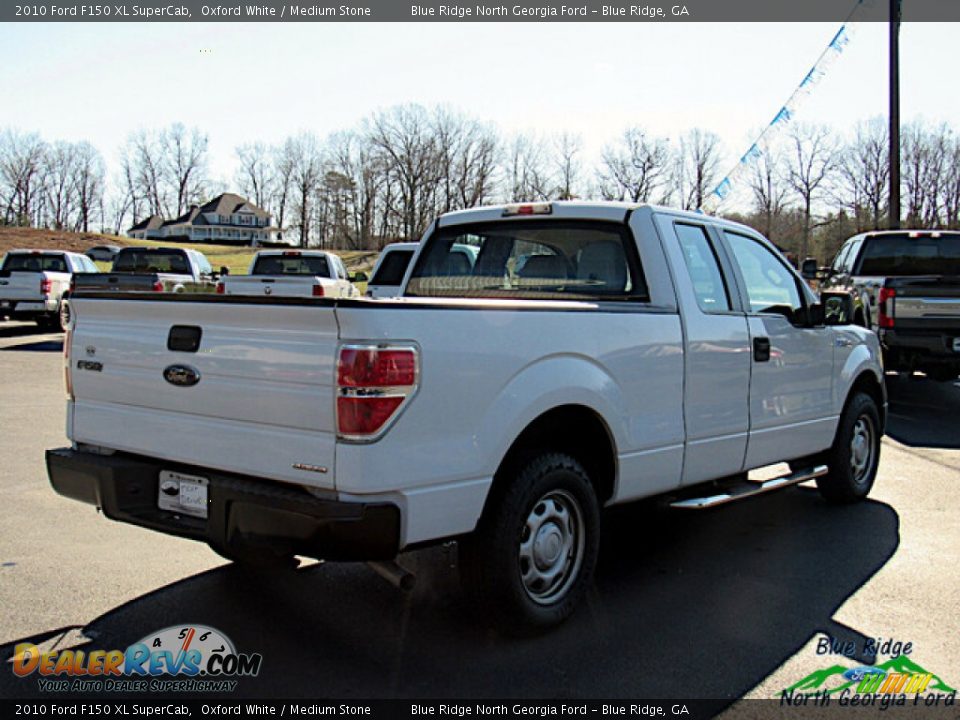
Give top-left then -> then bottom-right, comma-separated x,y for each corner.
0,272 -> 44,301
224,276 -> 323,297
890,277 -> 960,330
68,295 -> 340,489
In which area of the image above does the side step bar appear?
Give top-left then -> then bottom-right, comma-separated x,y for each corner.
669,465 -> 828,510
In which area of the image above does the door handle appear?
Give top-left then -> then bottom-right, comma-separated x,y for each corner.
753,337 -> 771,362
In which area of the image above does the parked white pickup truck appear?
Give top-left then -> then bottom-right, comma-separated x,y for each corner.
219,250 -> 360,298
0,249 -> 98,330
48,202 -> 885,633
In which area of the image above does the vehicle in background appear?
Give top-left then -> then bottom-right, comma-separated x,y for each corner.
71,247 -> 219,294
365,242 -> 479,298
218,250 -> 361,299
366,242 -> 418,298
50,202 -> 885,633
85,245 -> 122,263
808,230 -> 960,381
0,250 -> 97,330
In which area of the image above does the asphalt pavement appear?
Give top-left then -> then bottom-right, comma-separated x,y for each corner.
0,321 -> 957,707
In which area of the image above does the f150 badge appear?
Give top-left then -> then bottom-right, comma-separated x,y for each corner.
164,364 -> 201,387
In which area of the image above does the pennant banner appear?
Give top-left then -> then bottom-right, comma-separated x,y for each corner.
700,16 -> 861,213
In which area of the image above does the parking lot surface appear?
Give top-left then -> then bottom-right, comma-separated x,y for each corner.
0,321 -> 957,704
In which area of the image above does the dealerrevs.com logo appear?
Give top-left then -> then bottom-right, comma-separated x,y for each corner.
11,625 -> 262,693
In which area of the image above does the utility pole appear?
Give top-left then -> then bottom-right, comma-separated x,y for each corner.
889,0 -> 901,229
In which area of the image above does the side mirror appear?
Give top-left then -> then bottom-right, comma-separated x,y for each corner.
821,291 -> 855,326
801,258 -> 819,280
349,271 -> 368,283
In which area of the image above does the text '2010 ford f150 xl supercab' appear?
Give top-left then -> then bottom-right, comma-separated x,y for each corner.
47,202 -> 886,633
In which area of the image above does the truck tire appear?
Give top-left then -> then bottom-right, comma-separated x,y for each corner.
459,452 -> 600,634
815,392 -> 881,504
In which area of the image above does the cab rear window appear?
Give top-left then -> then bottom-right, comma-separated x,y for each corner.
371,250 -> 414,286
856,234 -> 960,276
1,254 -> 67,273
405,220 -> 647,301
252,255 -> 330,277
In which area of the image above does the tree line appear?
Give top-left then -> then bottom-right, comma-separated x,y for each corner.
3,105 -> 960,262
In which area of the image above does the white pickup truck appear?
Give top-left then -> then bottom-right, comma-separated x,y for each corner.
47,202 -> 885,633
0,249 -> 98,330
219,250 -> 360,298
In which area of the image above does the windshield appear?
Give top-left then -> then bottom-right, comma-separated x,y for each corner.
405,220 -> 646,301
856,234 -> 960,276
251,254 -> 330,277
1,254 -> 68,273
371,249 -> 414,286
113,249 -> 190,274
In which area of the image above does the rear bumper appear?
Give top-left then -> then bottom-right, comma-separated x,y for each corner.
46,448 -> 401,561
880,329 -> 960,368
0,300 -> 55,318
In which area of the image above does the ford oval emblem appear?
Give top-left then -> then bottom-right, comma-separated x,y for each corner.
163,364 -> 200,387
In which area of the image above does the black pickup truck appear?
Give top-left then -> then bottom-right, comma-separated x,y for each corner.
810,230 -> 960,381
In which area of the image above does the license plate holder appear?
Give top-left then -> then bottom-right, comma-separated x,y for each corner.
158,471 -> 209,519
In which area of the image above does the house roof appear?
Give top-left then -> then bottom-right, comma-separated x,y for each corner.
199,193 -> 271,220
161,206 -> 201,228
127,214 -> 164,233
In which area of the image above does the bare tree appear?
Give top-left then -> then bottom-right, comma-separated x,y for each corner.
282,133 -> 324,247
124,130 -> 167,217
234,142 -> 274,210
43,141 -> 77,229
834,117 -> 889,231
505,134 -> 552,202
553,131 -> 582,200
367,104 -> 440,240
785,124 -> 838,259
675,128 -> 722,211
597,127 -> 671,202
71,142 -> 105,232
0,129 -> 47,226
162,123 -> 208,216
746,143 -> 788,239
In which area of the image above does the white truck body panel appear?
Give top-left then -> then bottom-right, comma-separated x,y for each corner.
0,250 -> 92,317
222,250 -> 359,299
60,202 -> 885,552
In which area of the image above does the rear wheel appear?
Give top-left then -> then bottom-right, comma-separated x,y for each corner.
815,392 -> 881,504
459,452 -> 600,635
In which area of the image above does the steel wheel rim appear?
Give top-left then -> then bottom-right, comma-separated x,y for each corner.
850,414 -> 875,485
518,488 -> 585,605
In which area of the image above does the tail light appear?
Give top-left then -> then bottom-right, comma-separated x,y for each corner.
215,282 -> 225,294
336,345 -> 418,440
40,278 -> 52,296
878,287 -> 896,329
152,281 -> 164,292
312,284 -> 325,297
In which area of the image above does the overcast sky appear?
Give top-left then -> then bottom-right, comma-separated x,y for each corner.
0,21 -> 956,196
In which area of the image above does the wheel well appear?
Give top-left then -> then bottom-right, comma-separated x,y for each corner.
849,371 -> 886,431
491,405 -> 617,506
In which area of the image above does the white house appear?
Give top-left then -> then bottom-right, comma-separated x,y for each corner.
127,193 -> 285,245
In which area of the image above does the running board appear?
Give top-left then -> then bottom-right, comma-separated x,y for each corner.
669,465 -> 828,510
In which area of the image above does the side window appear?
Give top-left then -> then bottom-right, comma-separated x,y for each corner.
845,238 -> 864,273
674,223 -> 731,312
832,243 -> 851,272
724,231 -> 803,320
336,258 -> 347,280
195,254 -> 213,276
